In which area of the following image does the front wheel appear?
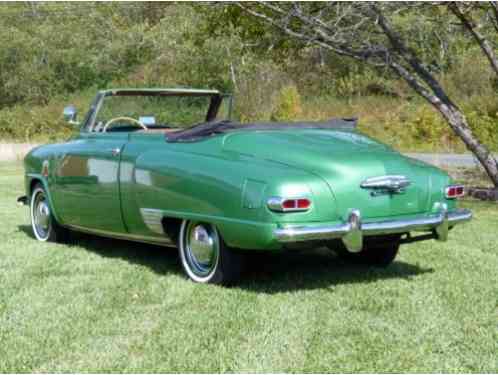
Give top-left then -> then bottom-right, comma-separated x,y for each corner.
178,220 -> 244,285
30,183 -> 70,242
329,235 -> 401,267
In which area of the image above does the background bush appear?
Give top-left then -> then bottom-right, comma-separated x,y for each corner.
0,2 -> 496,153
271,85 -> 303,122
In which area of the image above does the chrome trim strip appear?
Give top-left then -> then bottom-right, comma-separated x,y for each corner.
140,208 -> 165,235
448,208 -> 473,223
66,224 -> 176,247
273,208 -> 472,251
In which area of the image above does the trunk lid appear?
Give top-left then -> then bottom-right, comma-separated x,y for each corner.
222,130 -> 430,219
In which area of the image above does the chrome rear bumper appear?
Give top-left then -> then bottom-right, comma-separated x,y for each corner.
274,206 -> 472,253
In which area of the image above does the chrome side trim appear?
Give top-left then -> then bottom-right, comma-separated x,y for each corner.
360,175 -> 411,193
66,224 -> 176,247
273,207 -> 472,251
140,208 -> 165,235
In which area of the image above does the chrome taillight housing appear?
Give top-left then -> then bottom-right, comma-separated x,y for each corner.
445,185 -> 465,199
267,197 -> 311,212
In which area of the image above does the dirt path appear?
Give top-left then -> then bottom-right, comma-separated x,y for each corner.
0,143 -> 39,162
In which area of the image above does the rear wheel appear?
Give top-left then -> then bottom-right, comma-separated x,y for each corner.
330,235 -> 401,267
30,183 -> 70,243
178,220 -> 244,284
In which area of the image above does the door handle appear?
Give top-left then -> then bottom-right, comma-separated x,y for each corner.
109,148 -> 121,156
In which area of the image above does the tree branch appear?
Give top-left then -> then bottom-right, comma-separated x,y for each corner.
490,2 -> 498,32
369,4 -> 457,107
235,3 -> 383,64
449,2 -> 498,77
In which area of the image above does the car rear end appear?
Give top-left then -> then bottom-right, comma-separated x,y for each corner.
266,153 -> 471,252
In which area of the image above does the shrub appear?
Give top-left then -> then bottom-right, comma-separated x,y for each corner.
0,90 -> 95,142
233,61 -> 289,123
270,85 -> 303,122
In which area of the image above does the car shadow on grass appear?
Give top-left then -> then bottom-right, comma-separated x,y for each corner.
19,225 -> 434,292
18,225 -> 180,276
239,249 -> 434,294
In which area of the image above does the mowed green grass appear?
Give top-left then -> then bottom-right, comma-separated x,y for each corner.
0,163 -> 496,373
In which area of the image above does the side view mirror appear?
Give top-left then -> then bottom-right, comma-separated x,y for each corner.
63,105 -> 79,126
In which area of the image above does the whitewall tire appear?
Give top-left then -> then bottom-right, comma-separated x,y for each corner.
178,220 -> 244,285
30,183 -> 69,243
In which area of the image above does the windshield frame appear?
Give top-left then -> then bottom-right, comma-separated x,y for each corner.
82,89 -> 227,133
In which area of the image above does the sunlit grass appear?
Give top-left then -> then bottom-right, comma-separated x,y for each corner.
0,163 -> 496,372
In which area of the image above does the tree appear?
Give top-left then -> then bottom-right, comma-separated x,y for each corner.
448,2 -> 498,77
237,2 -> 498,187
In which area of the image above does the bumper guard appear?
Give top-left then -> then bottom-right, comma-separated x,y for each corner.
274,205 -> 472,253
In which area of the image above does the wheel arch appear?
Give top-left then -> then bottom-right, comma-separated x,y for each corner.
29,177 -> 42,195
161,216 -> 182,244
153,210 -> 279,250
26,174 -> 62,224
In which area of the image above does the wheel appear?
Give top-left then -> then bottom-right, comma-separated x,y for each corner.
178,220 -> 244,284
30,183 -> 70,242
329,235 -> 401,267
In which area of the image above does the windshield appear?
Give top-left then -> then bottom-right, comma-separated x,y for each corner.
86,91 -> 229,132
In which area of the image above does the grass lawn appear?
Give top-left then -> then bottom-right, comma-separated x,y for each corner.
0,163 -> 497,373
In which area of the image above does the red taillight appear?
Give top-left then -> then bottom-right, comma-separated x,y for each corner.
282,199 -> 296,209
445,185 -> 465,199
267,197 -> 311,212
297,199 -> 311,209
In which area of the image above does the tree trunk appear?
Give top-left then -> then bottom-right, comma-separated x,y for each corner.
374,6 -> 498,187
392,60 -> 498,187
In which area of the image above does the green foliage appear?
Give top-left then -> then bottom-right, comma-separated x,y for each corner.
270,85 -> 303,121
0,103 -> 73,142
0,2 -> 497,153
466,111 -> 498,151
301,89 -> 498,154
232,60 -> 289,123
0,3 -> 154,108
0,89 -> 95,142
409,107 -> 458,151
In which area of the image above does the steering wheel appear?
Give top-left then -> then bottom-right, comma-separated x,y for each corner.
103,116 -> 148,132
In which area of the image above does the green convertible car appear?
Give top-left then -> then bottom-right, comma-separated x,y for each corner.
19,88 -> 472,284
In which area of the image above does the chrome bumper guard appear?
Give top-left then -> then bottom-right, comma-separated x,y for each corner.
274,206 -> 472,253
17,195 -> 28,206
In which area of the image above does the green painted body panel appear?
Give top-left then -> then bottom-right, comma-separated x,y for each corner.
23,125 -> 456,251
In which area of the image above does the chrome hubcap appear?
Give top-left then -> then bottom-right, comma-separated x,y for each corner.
32,191 -> 51,239
184,222 -> 219,277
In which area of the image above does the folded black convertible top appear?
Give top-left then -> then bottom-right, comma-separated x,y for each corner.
166,118 -> 358,142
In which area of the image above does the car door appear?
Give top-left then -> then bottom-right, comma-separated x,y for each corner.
52,132 -> 128,233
